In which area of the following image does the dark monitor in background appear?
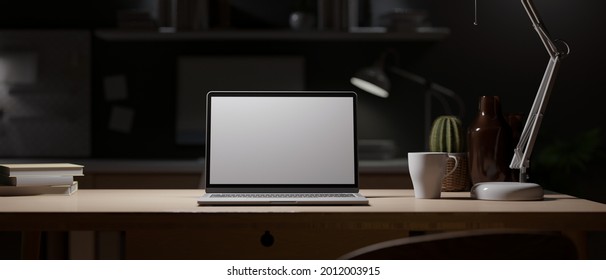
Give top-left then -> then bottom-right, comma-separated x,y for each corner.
175,56 -> 304,145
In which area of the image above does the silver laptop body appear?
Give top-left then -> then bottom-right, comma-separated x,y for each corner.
197,91 -> 368,205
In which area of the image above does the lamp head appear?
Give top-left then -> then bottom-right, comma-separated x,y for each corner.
350,65 -> 390,98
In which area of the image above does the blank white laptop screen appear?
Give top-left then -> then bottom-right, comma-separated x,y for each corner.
208,93 -> 356,185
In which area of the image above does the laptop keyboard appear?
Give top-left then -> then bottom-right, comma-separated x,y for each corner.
210,193 -> 356,198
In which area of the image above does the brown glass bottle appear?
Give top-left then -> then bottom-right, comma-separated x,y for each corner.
467,96 -> 514,184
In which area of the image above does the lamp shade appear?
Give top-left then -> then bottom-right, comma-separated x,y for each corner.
350,65 -> 390,98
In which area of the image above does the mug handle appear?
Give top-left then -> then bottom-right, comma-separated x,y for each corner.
444,154 -> 459,178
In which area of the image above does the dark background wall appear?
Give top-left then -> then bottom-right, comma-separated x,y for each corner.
0,0 -> 604,199
420,0 -> 606,199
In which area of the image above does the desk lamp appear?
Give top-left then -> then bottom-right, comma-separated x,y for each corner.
470,0 -> 570,200
350,50 -> 464,148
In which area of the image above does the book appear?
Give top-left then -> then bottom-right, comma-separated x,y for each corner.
0,175 -> 75,187
0,181 -> 78,196
0,163 -> 84,177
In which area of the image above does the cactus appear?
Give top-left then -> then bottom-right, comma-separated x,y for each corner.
429,115 -> 464,153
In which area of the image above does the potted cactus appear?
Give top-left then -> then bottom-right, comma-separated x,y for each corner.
430,115 -> 464,153
429,115 -> 471,191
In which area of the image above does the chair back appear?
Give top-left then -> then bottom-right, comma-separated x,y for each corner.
339,229 -> 578,260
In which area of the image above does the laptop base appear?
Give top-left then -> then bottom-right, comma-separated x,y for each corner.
197,192 -> 369,206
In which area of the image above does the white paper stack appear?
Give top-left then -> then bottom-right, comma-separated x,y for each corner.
0,163 -> 83,196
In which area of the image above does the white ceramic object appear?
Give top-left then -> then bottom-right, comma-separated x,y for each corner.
470,182 -> 544,201
408,152 -> 458,199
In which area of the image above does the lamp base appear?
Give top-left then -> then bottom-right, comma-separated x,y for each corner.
470,182 -> 543,201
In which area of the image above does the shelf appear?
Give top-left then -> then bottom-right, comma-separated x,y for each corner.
94,27 -> 450,42
0,158 -> 406,174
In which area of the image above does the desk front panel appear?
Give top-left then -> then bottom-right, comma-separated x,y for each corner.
1,189 -> 606,259
125,227 -> 408,259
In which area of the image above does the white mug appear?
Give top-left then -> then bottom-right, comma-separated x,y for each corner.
408,152 -> 459,199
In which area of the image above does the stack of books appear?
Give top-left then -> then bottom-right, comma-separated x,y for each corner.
0,163 -> 84,196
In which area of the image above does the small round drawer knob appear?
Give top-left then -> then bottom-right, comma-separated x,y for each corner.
260,230 -> 274,247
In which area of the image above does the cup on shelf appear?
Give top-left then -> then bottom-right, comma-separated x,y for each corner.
408,152 -> 458,199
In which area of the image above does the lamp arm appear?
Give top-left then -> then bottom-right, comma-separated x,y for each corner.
389,67 -> 465,117
389,66 -> 465,150
429,83 -> 466,118
510,0 -> 569,182
510,56 -> 560,180
389,67 -> 426,85
521,0 -> 560,57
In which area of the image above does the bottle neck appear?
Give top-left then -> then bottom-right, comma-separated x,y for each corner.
479,96 -> 502,118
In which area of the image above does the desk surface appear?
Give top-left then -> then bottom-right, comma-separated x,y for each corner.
1,189 -> 606,232
1,189 -> 605,213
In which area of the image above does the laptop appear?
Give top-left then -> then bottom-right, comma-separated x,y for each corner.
197,91 -> 368,205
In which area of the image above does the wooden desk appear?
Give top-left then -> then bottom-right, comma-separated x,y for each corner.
1,189 -> 606,259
